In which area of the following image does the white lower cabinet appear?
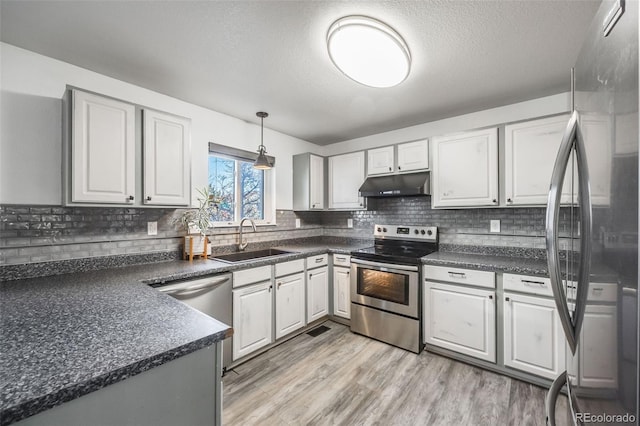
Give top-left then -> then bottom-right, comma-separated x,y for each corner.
503,292 -> 566,379
275,272 -> 306,339
232,280 -> 273,361
332,266 -> 350,319
424,281 -> 496,362
579,304 -> 617,388
307,266 -> 329,323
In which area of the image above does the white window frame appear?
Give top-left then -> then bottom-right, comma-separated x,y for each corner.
208,151 -> 276,227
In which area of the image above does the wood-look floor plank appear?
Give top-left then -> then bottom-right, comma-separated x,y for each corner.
223,321 -> 560,426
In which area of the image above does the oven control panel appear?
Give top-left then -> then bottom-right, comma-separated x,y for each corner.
373,224 -> 437,241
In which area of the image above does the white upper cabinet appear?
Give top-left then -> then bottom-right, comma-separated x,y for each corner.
505,115 -> 571,205
71,90 -> 136,204
367,146 -> 394,175
309,154 -> 325,209
143,109 -> 191,206
292,153 -> 325,210
397,139 -> 429,172
328,151 -> 365,209
431,128 -> 499,208
367,139 -> 429,176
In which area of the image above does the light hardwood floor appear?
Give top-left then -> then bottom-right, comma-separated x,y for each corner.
223,321 -> 567,425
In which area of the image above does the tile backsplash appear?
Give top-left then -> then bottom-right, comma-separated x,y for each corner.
1,197 -> 576,272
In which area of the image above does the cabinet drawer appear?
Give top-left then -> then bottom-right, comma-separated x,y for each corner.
503,274 -> 553,297
332,254 -> 351,267
233,265 -> 272,288
307,254 -> 328,269
424,265 -> 495,289
275,259 -> 305,277
586,282 -> 617,302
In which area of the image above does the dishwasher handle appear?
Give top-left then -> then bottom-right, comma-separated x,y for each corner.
159,276 -> 231,297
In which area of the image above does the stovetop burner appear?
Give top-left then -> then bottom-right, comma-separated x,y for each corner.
351,224 -> 438,265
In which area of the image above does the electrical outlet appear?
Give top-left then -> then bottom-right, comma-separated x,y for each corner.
490,220 -> 500,233
347,219 -> 353,228
295,218 -> 301,228
147,221 -> 158,236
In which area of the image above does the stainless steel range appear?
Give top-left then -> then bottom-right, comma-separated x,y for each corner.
350,224 -> 438,353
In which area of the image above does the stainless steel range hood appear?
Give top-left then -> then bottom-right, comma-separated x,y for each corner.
358,172 -> 431,197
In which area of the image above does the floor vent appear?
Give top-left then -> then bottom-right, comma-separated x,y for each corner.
306,325 -> 330,337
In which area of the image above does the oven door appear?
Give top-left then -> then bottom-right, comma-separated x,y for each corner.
350,258 -> 419,318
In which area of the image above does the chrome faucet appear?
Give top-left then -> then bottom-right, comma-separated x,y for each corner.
238,217 -> 257,251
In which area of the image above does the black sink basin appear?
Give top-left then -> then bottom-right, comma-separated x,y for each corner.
211,248 -> 294,263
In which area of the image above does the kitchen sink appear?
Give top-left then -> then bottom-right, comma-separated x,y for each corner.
210,248 -> 295,263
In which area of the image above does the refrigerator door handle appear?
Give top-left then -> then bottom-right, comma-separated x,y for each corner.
545,371 -> 566,426
546,110 -> 593,355
546,111 -> 580,354
572,113 -> 593,356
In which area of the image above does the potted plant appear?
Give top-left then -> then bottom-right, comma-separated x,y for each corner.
175,187 -> 218,261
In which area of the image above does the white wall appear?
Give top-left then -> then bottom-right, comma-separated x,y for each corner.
321,93 -> 571,156
0,43 -> 320,208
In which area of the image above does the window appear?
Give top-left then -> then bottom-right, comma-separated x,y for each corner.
208,147 -> 275,226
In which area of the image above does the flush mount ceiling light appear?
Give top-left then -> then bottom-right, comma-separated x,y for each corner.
327,15 -> 411,88
253,111 -> 272,170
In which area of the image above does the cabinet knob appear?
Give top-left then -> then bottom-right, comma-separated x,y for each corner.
505,297 -> 510,301
492,199 -> 497,203
127,195 -> 134,201
277,282 -> 282,289
488,294 -> 493,299
268,285 -> 272,292
146,196 -> 152,201
397,166 -> 401,170
309,273 -> 313,278
388,167 -> 392,171
507,198 -> 512,203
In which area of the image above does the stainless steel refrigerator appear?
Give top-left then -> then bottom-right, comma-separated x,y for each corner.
544,0 -> 638,424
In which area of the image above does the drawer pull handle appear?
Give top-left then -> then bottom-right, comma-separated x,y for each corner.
315,258 -> 323,263
335,256 -> 346,261
592,287 -> 603,293
448,272 -> 466,278
522,280 -> 546,286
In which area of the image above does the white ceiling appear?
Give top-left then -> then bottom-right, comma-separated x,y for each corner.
0,0 -> 600,145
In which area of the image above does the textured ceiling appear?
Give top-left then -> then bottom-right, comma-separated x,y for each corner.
0,0 -> 600,145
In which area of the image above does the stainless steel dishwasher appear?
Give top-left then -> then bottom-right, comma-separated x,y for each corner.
152,273 -> 232,370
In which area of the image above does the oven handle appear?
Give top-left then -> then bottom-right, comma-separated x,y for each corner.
350,258 -> 419,272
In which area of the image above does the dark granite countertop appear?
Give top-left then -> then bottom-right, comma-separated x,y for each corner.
422,251 -> 619,283
0,242 -> 368,425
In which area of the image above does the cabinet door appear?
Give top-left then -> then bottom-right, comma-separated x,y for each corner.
367,146 -> 394,175
143,109 -> 191,206
71,90 -> 136,204
503,292 -> 566,379
328,152 -> 365,209
431,128 -> 498,208
424,281 -> 496,362
275,273 -> 306,339
504,115 -> 571,205
309,154 -> 324,209
307,266 -> 329,322
332,266 -> 351,319
580,114 -> 611,206
232,281 -> 273,360
397,139 -> 429,172
579,304 -> 617,388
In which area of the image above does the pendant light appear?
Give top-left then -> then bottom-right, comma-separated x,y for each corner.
253,111 -> 272,170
